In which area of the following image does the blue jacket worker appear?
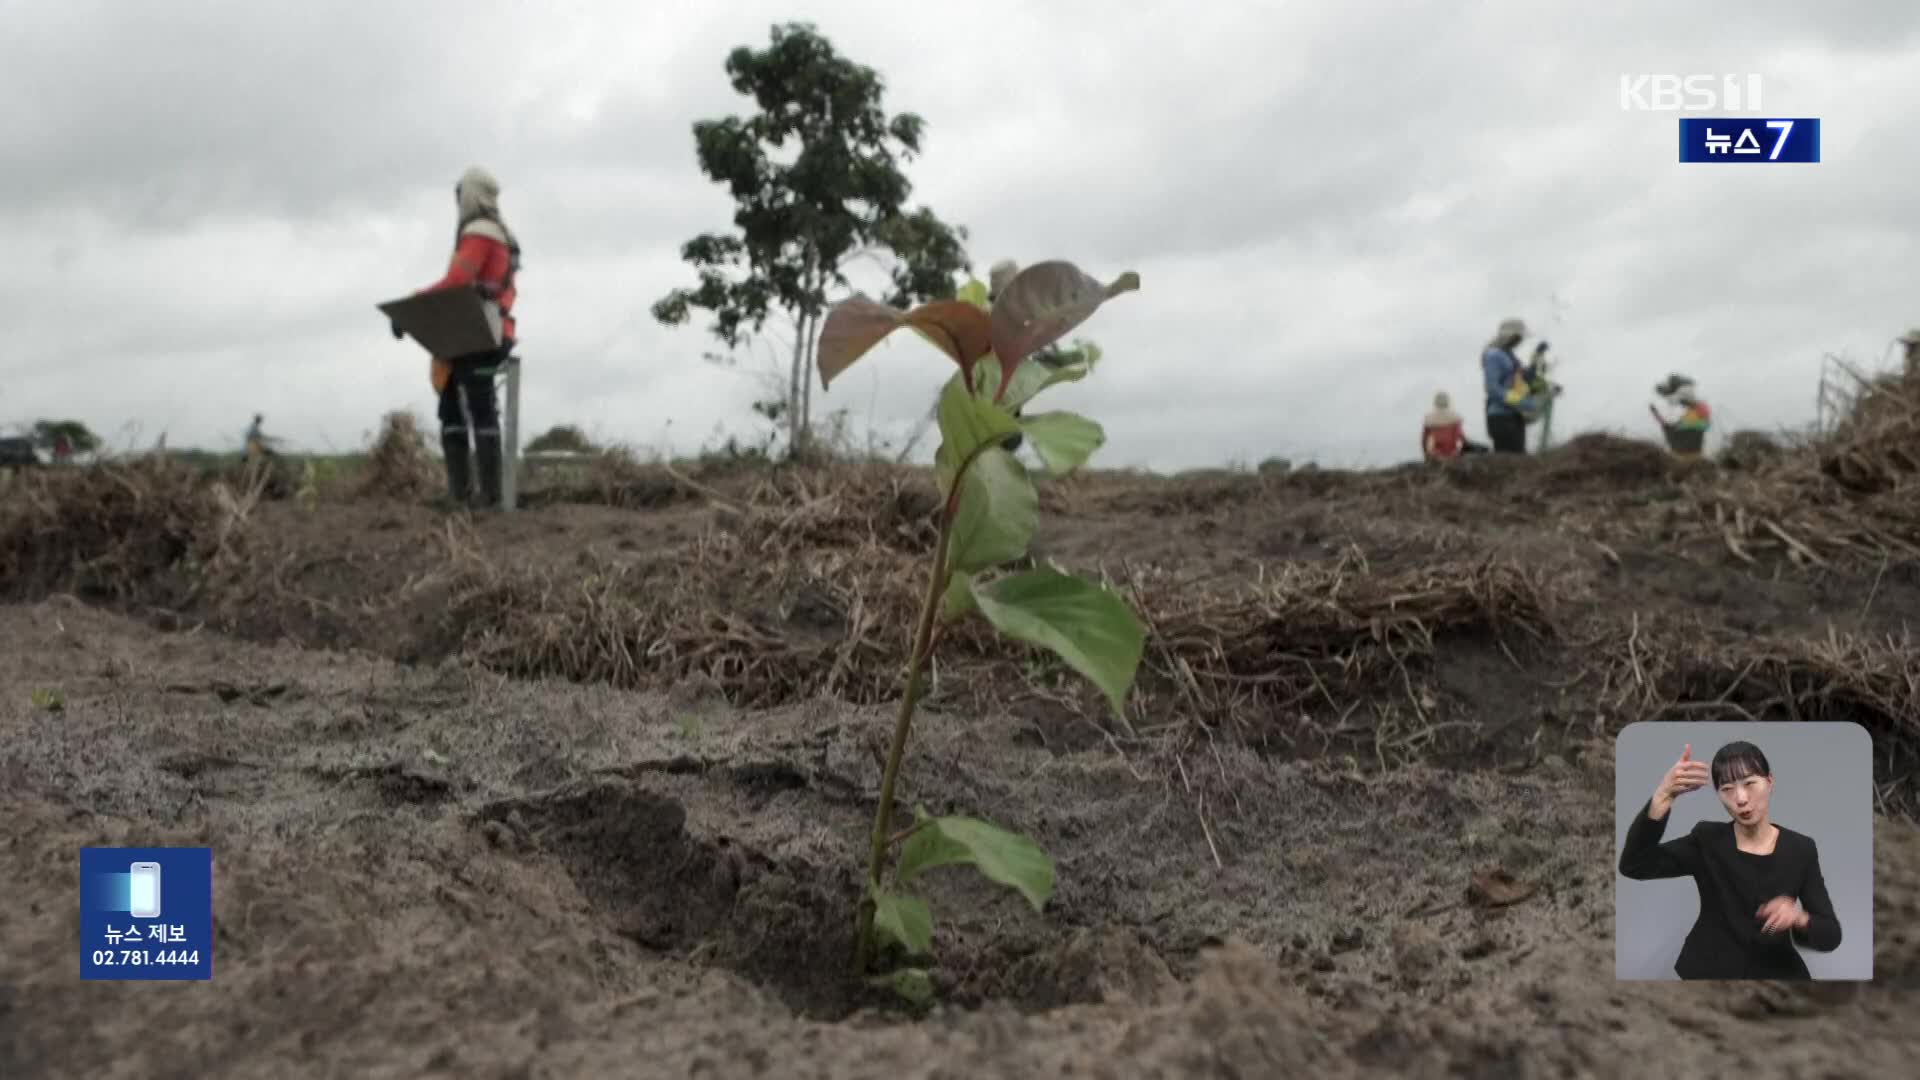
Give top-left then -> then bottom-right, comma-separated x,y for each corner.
1482,317 -> 1543,453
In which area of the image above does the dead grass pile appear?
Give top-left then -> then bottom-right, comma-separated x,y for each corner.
445,528 -> 929,707
1124,550 -> 1558,748
1634,366 -> 1920,568
724,463 -> 940,554
1536,433 -> 1679,488
1667,458 -> 1920,568
447,518 -> 1560,755
518,446 -> 715,510
1817,369 -> 1920,495
1537,375 -> 1920,570
358,412 -> 439,500
0,458 -> 254,603
1596,619 -> 1920,818
1430,434 -> 1682,502
571,448 -> 689,509
1717,429 -> 1786,472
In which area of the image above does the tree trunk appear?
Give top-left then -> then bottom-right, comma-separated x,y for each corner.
787,325 -> 805,455
800,311 -> 816,448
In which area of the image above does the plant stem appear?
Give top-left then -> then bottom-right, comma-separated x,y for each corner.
852,513 -> 955,976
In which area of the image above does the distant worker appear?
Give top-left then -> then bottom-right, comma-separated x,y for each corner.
244,414 -> 272,462
396,165 -> 520,509
1481,318 -> 1532,453
1481,318 -> 1558,454
1900,329 -> 1920,378
1422,391 -> 1467,462
1650,374 -> 1711,457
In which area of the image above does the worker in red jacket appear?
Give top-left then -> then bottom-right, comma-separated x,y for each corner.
1422,391 -> 1466,462
395,165 -> 521,508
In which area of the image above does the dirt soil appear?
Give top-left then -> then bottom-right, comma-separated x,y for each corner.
4,437 -> 1920,1078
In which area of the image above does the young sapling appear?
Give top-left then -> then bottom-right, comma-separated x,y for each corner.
814,260 -> 1148,993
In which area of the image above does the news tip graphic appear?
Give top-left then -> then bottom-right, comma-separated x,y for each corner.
79,846 -> 213,981
1679,118 -> 1821,163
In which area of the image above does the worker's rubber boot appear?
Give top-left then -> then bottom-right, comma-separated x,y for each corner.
439,432 -> 472,510
473,432 -> 503,510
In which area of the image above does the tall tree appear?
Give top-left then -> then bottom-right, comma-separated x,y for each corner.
651,22 -> 970,454
32,419 -> 100,455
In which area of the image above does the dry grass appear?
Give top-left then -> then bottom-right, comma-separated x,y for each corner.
357,411 -> 440,501
442,477 -> 1559,754
1496,374 -> 1920,570
1818,369 -> 1920,496
1589,615 -> 1920,818
6,399 -> 1920,818
1124,550 -> 1556,742
0,457 -> 254,603
1682,362 -> 1920,565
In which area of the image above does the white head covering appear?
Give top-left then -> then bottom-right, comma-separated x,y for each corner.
455,166 -> 509,244
1424,390 -> 1461,427
1488,317 -> 1527,348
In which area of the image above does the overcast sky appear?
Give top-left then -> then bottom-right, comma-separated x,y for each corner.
5,0 -> 1918,470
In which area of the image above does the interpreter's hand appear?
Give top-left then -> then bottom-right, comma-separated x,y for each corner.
1757,896 -> 1808,935
1651,743 -> 1711,817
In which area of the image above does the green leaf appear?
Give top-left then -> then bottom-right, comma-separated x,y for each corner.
970,356 -> 1004,402
1018,411 -> 1105,476
896,815 -> 1055,912
999,353 -> 1092,411
988,262 -> 1139,374
870,890 -> 933,956
941,572 -> 978,621
946,448 -> 1038,574
31,688 -> 64,712
935,371 -> 1021,463
956,278 -> 989,310
934,441 -> 960,498
867,967 -> 935,1007
970,569 -> 1144,720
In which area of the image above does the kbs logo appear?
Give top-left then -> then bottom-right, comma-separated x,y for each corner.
1620,74 -> 1763,111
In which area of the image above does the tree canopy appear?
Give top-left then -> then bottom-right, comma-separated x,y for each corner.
651,22 -> 970,452
32,419 -> 100,454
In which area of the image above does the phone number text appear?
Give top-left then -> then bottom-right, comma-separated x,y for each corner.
89,949 -> 200,966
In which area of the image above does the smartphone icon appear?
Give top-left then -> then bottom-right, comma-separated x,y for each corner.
128,862 -> 162,919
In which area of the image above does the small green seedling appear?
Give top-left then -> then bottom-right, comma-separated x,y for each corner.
816,259 -> 1148,989
31,688 -> 65,712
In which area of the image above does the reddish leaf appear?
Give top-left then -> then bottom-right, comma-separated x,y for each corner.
817,296 -> 908,389
988,262 -> 1139,398
817,296 -> 994,390
904,300 -> 994,371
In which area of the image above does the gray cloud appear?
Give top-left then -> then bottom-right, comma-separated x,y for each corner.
5,0 -> 1918,469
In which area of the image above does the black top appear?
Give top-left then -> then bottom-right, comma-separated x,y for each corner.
1618,797 -> 1842,979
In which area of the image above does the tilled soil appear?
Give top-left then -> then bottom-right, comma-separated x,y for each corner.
4,446 -> 1920,1077
3,600 -> 1918,1079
